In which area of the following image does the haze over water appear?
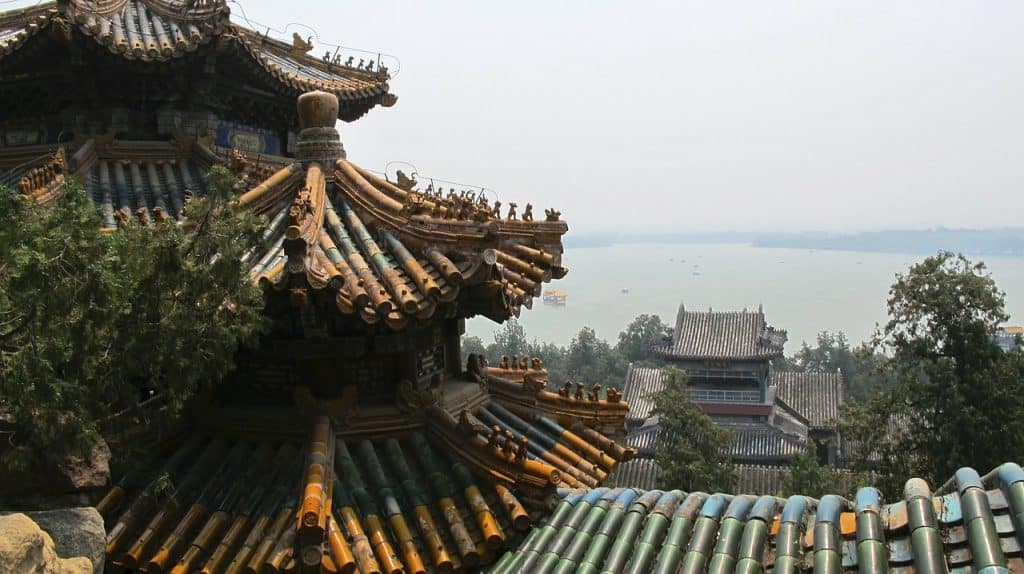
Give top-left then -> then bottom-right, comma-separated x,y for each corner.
467,243 -> 1024,351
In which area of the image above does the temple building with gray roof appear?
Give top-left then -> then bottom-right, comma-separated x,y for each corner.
612,304 -> 845,493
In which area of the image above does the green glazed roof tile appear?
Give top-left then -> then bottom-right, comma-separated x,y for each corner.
497,463 -> 1024,574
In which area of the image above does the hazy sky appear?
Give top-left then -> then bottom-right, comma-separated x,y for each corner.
23,0 -> 1024,232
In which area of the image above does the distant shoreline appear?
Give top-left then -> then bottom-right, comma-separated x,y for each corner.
566,228 -> 1024,257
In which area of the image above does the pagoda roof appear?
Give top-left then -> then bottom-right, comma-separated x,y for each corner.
655,303 -> 788,361
0,0 -> 395,120
96,367 -> 635,573
495,463 -> 1024,574
234,151 -> 568,328
5,131 -> 569,328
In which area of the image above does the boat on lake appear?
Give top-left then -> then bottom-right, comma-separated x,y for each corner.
543,290 -> 567,306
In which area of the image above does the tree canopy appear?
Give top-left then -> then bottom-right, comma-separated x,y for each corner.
491,320 -> 529,359
652,366 -> 735,491
565,326 -> 627,387
614,313 -> 671,365
0,168 -> 268,470
780,330 -> 893,401
782,440 -> 867,498
463,319 -> 640,392
840,252 -> 1024,492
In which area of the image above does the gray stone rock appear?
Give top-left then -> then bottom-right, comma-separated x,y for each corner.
20,508 -> 104,574
0,513 -> 92,574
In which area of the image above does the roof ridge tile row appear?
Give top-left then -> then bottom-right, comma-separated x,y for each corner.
496,463 -> 1024,574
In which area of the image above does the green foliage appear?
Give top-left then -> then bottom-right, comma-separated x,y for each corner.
460,335 -> 487,365
653,366 -> 735,491
564,326 -> 627,388
840,252 -> 1024,492
784,331 -> 893,401
0,168 -> 269,469
614,313 -> 671,365
462,320 -> 629,391
783,440 -> 867,498
492,319 -> 529,358
527,340 -> 569,386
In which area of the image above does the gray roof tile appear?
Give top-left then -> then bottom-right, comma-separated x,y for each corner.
623,419 -> 806,462
622,365 -> 665,424
604,460 -> 790,495
654,304 -> 787,360
771,370 -> 845,430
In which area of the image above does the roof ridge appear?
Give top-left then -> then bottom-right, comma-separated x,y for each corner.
0,1 -> 55,28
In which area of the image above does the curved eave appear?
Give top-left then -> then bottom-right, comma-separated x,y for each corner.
237,156 -> 569,330
0,6 -> 56,63
330,159 -> 569,322
229,25 -> 395,121
651,346 -> 785,362
65,0 -> 229,62
0,1 -> 395,120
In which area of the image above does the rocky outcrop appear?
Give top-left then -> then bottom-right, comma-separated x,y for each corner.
0,439 -> 110,497
53,441 -> 111,492
0,513 -> 92,574
20,508 -> 105,574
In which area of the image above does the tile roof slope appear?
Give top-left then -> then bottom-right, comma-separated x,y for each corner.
623,365 -> 665,425
621,418 -> 805,461
97,376 -> 635,574
426,377 -> 634,496
98,418 -> 526,574
9,100 -> 571,329
772,370 -> 845,431
0,0 -> 393,118
606,461 -> 789,495
605,458 -> 659,491
2,139 -> 225,221
734,464 -> 789,495
94,357 -> 636,572
80,139 -> 216,226
230,150 -> 569,329
726,423 -> 805,462
493,463 -> 1024,574
655,304 -> 788,361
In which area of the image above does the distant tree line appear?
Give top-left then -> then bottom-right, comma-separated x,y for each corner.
752,228 -> 1024,257
461,313 -> 672,395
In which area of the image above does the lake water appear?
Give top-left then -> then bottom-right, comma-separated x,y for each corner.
467,243 -> 1024,350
